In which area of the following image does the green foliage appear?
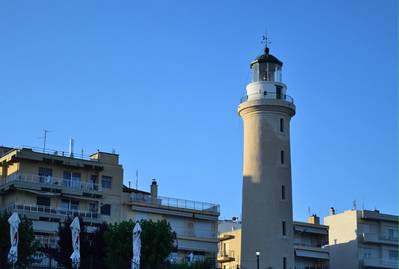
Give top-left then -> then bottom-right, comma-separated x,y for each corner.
140,219 -> 176,269
0,212 -> 39,268
104,219 -> 135,269
104,219 -> 176,269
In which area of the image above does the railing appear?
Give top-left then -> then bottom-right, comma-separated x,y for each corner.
362,232 -> 398,243
218,250 -> 235,259
19,145 -> 95,161
35,234 -> 58,248
240,91 -> 294,104
130,193 -> 220,214
363,257 -> 398,268
3,203 -> 99,219
176,228 -> 217,239
159,196 -> 220,213
4,173 -> 101,192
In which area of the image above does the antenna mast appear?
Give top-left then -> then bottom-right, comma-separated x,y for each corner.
42,129 -> 49,152
135,169 -> 139,190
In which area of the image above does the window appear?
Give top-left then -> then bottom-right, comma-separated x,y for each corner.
281,185 -> 286,200
283,257 -> 287,269
101,176 -> 112,189
38,167 -> 52,183
100,204 -> 111,216
70,200 -> 79,211
282,221 -> 286,236
389,250 -> 398,259
388,228 -> 398,240
280,150 -> 285,165
63,171 -> 81,188
60,199 -> 79,211
60,199 -> 69,210
89,202 -> 98,213
90,175 -> 98,190
37,197 -> 50,207
280,118 -> 284,132
276,85 -> 283,99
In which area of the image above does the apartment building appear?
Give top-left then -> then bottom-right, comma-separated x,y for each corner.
122,179 -> 219,263
294,215 -> 329,269
217,218 -> 329,269
0,146 -> 124,247
324,208 -> 398,269
0,145 -> 220,265
217,219 -> 241,269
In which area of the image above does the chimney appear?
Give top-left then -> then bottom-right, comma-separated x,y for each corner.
69,138 -> 74,157
150,179 -> 158,204
308,214 -> 320,225
330,207 -> 336,215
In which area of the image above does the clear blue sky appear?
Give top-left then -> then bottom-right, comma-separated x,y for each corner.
0,0 -> 397,222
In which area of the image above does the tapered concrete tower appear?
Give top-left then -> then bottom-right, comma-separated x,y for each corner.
239,44 -> 295,269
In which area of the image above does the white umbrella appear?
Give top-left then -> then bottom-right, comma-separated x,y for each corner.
131,222 -> 142,269
70,217 -> 81,268
8,212 -> 21,267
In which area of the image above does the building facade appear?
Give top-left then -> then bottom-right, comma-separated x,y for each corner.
238,44 -> 296,269
294,216 -> 329,269
217,217 -> 329,269
0,145 -> 220,265
324,208 -> 398,269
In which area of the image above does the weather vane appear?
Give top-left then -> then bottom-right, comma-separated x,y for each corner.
262,32 -> 271,49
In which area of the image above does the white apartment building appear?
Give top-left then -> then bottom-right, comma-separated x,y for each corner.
324,208 -> 398,269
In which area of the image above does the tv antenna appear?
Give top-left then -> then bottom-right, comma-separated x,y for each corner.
41,129 -> 50,152
135,169 -> 139,190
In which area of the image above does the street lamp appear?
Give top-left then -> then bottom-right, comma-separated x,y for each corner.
255,251 -> 260,269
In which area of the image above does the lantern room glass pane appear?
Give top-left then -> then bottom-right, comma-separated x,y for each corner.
251,62 -> 282,82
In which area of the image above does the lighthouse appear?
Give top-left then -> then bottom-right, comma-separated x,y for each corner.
238,42 -> 295,269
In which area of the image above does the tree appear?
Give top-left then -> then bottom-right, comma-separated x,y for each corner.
0,212 -> 39,268
104,219 -> 176,269
89,222 -> 108,269
140,219 -> 176,269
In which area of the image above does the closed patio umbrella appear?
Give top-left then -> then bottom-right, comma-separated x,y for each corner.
70,217 -> 81,268
8,212 -> 21,268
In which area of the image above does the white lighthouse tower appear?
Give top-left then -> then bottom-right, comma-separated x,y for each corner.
238,42 -> 296,269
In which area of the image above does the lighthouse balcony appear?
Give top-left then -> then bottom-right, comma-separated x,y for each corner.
240,91 -> 294,104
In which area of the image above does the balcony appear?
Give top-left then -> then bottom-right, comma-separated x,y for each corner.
363,258 -> 398,268
294,245 -> 329,260
362,232 -> 398,246
2,173 -> 102,193
218,233 -> 235,241
130,193 -> 220,214
2,203 -> 100,221
240,91 -> 294,104
217,250 -> 235,263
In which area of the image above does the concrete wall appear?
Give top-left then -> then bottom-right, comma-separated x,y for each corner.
324,210 -> 359,269
239,97 -> 295,269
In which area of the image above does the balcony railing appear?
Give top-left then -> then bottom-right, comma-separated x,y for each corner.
130,193 -> 220,214
362,232 -> 398,244
3,203 -> 99,220
240,91 -> 294,104
3,173 -> 101,192
363,257 -> 398,268
218,250 -> 235,259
